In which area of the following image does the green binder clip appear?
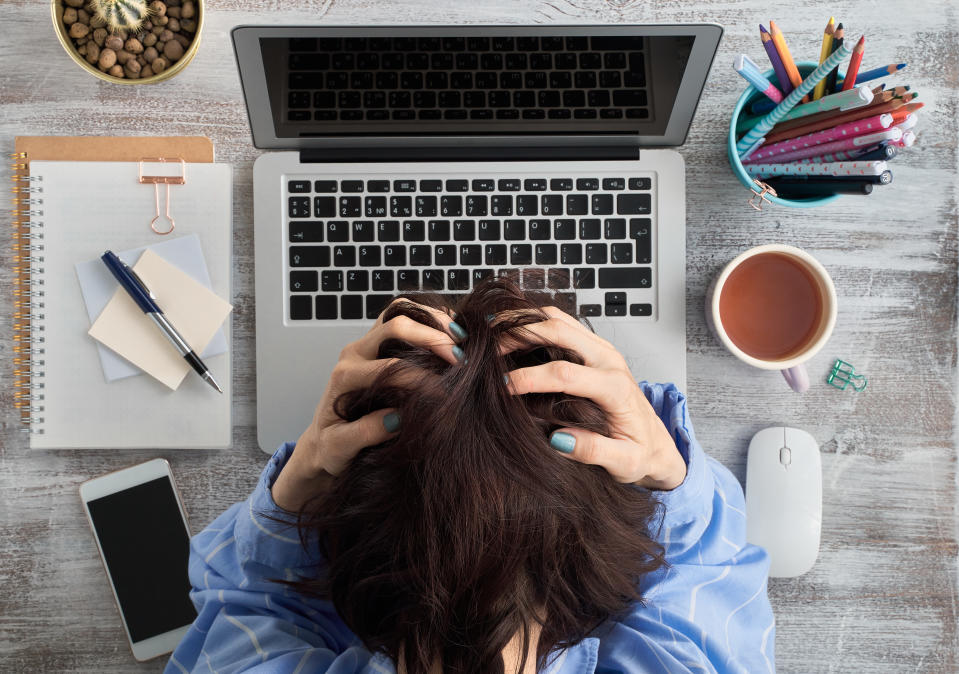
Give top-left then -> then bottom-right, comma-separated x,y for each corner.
826,359 -> 867,391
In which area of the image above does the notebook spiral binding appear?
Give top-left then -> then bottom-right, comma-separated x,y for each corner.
11,152 -> 45,433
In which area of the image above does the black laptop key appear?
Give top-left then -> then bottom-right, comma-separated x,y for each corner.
410,245 -> 431,266
415,197 -> 437,218
428,219 -> 451,241
384,245 -> 406,266
333,246 -> 356,267
341,180 -> 364,193
473,269 -> 494,285
535,243 -> 557,265
599,267 -> 652,288
390,196 -> 413,218
510,244 -> 533,265
290,295 -> 312,320
614,90 -> 648,107
288,180 -> 311,193
471,179 -> 495,192
413,91 -> 435,107
288,196 -> 311,218
524,178 -> 547,191
516,195 -> 538,216
591,35 -> 644,50
617,194 -> 651,215
630,303 -> 653,317
289,221 -> 323,243
566,195 -> 588,216
523,269 -> 545,290
397,270 -> 419,291
426,72 -> 449,90
631,218 -> 652,263
372,270 -> 394,291
574,109 -> 597,119
453,219 -> 475,241
485,244 -> 508,266
346,270 -> 369,292
605,303 -> 626,317
440,196 -> 462,217
611,243 -> 633,265
541,36 -> 563,51
313,196 -> 336,218
435,244 -> 456,265
341,294 -> 363,319
482,53 -> 503,70
350,220 -> 374,242
290,246 -> 330,268
359,245 -> 381,267
366,294 -> 395,319
628,177 -> 652,190
591,194 -> 614,215
365,196 -> 387,218
403,219 -> 425,241
394,179 -> 416,192
586,243 -> 607,265
524,219 -> 547,241
500,72 -> 523,89
446,179 -> 468,192
580,303 -> 601,317
478,219 -> 501,241
290,270 -> 317,292
376,220 -> 400,241
579,219 -> 601,240
460,244 -> 482,266
561,243 -> 582,265
605,292 -> 626,306
490,195 -> 512,216
541,194 -> 563,216
339,196 -> 361,218
575,178 -> 599,191
447,269 -> 470,290
422,269 -> 444,290
465,195 -> 488,217
321,270 -> 343,292
504,220 -> 525,240
605,218 -> 626,239
554,219 -> 576,240
547,268 -> 570,289
325,221 -> 349,242
573,268 -> 595,289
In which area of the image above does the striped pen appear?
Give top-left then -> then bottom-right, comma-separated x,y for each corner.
745,160 -> 889,179
736,37 -> 855,156
737,85 -> 873,134
753,127 -> 902,164
744,113 -> 894,163
750,61 -> 906,115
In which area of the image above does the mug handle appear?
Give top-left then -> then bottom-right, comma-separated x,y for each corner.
781,365 -> 810,393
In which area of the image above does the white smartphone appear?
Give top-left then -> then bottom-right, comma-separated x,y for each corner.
79,459 -> 197,662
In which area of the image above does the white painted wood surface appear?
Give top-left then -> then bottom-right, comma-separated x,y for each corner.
1,1 -> 956,671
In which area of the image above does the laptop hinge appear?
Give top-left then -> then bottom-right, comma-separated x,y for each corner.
299,145 -> 639,163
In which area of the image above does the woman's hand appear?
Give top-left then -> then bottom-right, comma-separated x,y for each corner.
502,307 -> 687,491
271,300 -> 466,511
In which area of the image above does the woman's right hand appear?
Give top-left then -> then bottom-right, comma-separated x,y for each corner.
501,307 -> 687,491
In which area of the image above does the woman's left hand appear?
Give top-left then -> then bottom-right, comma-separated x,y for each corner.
271,299 -> 466,511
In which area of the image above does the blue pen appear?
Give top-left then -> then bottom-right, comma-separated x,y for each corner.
101,250 -> 223,393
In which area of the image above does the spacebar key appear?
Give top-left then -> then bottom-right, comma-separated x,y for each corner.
599,267 -> 651,288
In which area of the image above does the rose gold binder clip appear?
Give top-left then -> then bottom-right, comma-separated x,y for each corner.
139,157 -> 186,235
748,179 -> 777,211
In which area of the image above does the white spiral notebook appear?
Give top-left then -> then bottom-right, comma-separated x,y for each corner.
13,159 -> 233,449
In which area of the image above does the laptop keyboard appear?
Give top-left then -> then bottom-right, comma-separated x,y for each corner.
285,172 -> 655,321
284,35 -> 649,123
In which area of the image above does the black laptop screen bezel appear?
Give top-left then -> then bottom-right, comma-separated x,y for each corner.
231,24 -> 723,151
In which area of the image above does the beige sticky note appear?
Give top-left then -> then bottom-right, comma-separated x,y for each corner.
89,249 -> 233,390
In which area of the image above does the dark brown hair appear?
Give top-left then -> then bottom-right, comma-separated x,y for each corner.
288,279 -> 667,673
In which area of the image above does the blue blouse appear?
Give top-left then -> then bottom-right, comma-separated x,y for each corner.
166,383 -> 775,673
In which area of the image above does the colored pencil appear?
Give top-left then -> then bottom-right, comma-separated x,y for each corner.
745,113 -> 894,163
760,24 -> 793,95
765,178 -> 874,196
751,127 -> 902,164
734,54 -> 784,103
763,99 -> 917,145
837,63 -> 906,87
825,23 -> 844,94
813,17 -> 835,100
735,38 -> 855,155
853,143 -> 898,161
737,85 -> 872,136
745,160 -> 889,178
761,90 -> 893,136
842,37 -> 867,90
768,21 -> 805,101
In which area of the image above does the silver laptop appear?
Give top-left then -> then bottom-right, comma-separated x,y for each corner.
232,25 -> 722,452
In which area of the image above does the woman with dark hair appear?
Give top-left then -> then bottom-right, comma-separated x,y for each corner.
166,281 -> 774,674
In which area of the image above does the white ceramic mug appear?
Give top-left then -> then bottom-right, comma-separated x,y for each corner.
706,244 -> 837,393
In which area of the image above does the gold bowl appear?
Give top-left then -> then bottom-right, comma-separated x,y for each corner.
51,0 -> 203,84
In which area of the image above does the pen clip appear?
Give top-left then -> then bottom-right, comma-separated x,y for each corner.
120,259 -> 157,301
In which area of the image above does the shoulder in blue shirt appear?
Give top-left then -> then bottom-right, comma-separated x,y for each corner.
166,383 -> 775,674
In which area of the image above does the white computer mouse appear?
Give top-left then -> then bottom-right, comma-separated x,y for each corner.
745,426 -> 822,578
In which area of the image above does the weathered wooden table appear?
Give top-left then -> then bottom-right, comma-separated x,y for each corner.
2,1 -> 956,671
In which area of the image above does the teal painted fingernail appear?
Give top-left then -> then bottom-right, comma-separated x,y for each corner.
383,412 -> 400,433
449,321 -> 468,341
452,345 -> 465,361
550,432 -> 576,454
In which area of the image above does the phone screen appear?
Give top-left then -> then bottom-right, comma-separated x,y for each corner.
86,476 -> 197,643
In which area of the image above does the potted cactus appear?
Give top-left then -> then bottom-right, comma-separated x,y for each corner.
52,0 -> 203,83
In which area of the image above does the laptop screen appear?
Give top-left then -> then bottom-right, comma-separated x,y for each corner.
234,26 -> 722,149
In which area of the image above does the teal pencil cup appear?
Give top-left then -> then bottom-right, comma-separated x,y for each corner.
728,61 -> 841,209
